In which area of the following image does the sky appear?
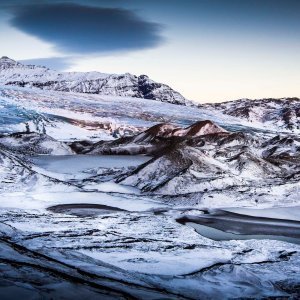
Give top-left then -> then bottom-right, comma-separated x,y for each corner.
0,0 -> 299,103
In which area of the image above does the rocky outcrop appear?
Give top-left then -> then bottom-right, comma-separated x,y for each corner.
203,98 -> 300,133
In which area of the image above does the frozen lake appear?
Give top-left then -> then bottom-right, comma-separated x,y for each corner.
30,154 -> 151,173
177,208 -> 300,245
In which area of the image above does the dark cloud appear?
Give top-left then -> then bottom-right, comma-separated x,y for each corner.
9,3 -> 164,54
19,57 -> 74,71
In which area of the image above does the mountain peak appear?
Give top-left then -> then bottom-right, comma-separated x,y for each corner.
0,56 -> 21,70
0,57 -> 189,105
0,56 -> 16,62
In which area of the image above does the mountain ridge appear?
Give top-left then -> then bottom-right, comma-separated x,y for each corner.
202,97 -> 300,133
0,56 -> 189,105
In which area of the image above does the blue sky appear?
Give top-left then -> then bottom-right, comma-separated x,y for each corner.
0,0 -> 299,102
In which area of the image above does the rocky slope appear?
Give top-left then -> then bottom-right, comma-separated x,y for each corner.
203,97 -> 300,133
71,120 -> 227,155
0,56 -> 188,105
0,132 -> 73,155
117,121 -> 300,207
0,146 -> 52,193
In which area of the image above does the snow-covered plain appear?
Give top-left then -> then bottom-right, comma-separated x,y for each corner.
1,148 -> 300,299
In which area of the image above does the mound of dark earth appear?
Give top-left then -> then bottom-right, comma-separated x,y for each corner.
70,120 -> 227,155
0,132 -> 73,155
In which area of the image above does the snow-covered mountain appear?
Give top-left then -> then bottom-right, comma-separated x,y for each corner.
118,122 -> 300,207
72,120 -> 228,155
0,56 -> 188,105
203,97 -> 300,133
2,56 -> 298,133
